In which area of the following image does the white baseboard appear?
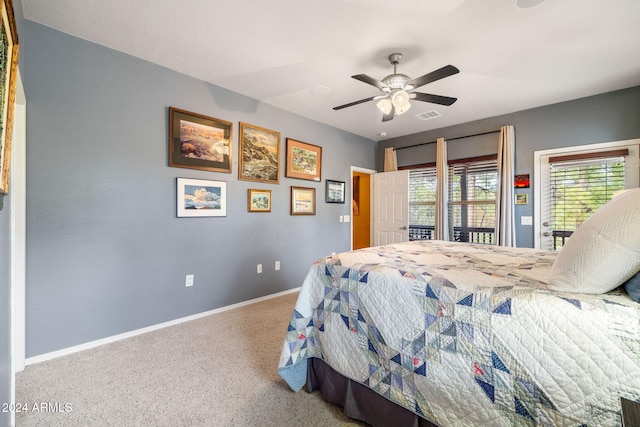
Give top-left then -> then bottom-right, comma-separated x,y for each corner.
25,287 -> 300,366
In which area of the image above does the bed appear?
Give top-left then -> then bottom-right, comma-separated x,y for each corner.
278,190 -> 640,426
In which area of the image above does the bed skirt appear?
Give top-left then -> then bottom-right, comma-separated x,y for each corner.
306,358 -> 439,427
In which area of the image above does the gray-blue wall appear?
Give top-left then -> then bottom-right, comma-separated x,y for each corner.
378,86 -> 640,248
23,21 -> 376,357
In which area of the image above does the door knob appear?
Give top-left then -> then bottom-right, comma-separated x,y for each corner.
542,221 -> 550,227
400,226 -> 408,230
542,232 -> 551,237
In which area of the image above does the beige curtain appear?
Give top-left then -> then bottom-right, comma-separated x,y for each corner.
435,137 -> 449,240
496,125 -> 516,247
384,147 -> 398,172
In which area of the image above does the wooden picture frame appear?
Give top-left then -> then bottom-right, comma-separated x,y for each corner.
285,138 -> 322,182
176,177 -> 227,217
291,186 -> 316,215
0,0 -> 19,196
325,180 -> 345,203
169,107 -> 232,174
248,189 -> 272,212
515,193 -> 528,205
239,122 -> 280,184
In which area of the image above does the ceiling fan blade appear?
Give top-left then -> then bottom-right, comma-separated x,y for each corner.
408,65 -> 459,90
382,105 -> 395,122
412,92 -> 458,106
352,74 -> 388,91
333,96 -> 376,110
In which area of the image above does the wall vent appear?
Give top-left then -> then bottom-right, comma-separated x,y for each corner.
415,110 -> 442,121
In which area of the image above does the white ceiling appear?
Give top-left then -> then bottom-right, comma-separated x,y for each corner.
21,0 -> 640,141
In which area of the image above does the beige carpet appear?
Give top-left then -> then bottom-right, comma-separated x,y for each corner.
16,292 -> 366,426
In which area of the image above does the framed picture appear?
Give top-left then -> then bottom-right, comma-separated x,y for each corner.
291,186 -> 316,215
248,189 -> 272,212
515,174 -> 530,188
169,107 -> 232,174
0,0 -> 19,196
285,138 -> 322,182
325,180 -> 345,203
176,177 -> 227,217
239,122 -> 280,184
515,193 -> 529,205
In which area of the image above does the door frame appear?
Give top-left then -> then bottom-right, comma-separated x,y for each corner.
533,138 -> 640,249
350,166 -> 376,250
10,70 -> 26,427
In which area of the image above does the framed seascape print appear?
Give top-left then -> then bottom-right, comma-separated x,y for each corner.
248,189 -> 272,212
285,138 -> 322,182
239,122 -> 280,184
291,186 -> 316,215
176,178 -> 227,217
169,107 -> 232,174
325,179 -> 345,203
0,0 -> 19,196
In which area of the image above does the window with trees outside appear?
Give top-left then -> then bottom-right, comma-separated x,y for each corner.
548,150 -> 626,250
408,156 -> 498,244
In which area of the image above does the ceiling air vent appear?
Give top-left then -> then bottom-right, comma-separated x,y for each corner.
415,110 -> 442,121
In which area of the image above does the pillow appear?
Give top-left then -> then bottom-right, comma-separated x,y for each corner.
548,188 -> 640,294
624,271 -> 640,303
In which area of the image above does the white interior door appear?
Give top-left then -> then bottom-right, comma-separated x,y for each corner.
373,170 -> 409,246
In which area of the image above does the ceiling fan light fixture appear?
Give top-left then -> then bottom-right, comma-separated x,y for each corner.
376,97 -> 393,115
392,90 -> 411,113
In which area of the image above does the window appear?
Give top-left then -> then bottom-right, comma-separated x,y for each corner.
449,157 -> 497,244
409,166 -> 436,240
535,140 -> 640,250
408,156 -> 497,244
549,151 -> 626,250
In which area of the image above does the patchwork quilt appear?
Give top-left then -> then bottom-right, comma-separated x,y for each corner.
278,241 -> 640,426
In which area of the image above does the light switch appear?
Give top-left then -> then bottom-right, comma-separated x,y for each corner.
521,216 -> 533,226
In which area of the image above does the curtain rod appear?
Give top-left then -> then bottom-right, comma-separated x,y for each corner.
393,129 -> 501,151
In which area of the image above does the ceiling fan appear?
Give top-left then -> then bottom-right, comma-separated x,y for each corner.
333,53 -> 460,122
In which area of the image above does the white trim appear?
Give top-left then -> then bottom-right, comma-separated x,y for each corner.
25,287 -> 300,366
10,70 -> 26,427
533,138 -> 640,249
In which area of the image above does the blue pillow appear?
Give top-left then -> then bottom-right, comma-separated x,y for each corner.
624,271 -> 640,303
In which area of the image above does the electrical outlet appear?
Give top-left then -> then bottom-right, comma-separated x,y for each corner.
257,264 -> 262,274
185,274 -> 194,287
275,261 -> 280,271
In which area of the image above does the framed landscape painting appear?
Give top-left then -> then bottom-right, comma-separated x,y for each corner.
0,0 -> 19,196
248,188 -> 272,212
169,107 -> 232,174
285,138 -> 322,182
291,186 -> 316,215
176,178 -> 227,217
239,122 -> 280,184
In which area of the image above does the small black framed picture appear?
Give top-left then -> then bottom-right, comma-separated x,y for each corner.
325,180 -> 345,204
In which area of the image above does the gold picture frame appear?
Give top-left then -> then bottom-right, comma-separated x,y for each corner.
285,138 -> 322,182
239,122 -> 280,184
0,0 -> 19,196
169,107 -> 232,174
291,186 -> 316,215
248,189 -> 272,212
